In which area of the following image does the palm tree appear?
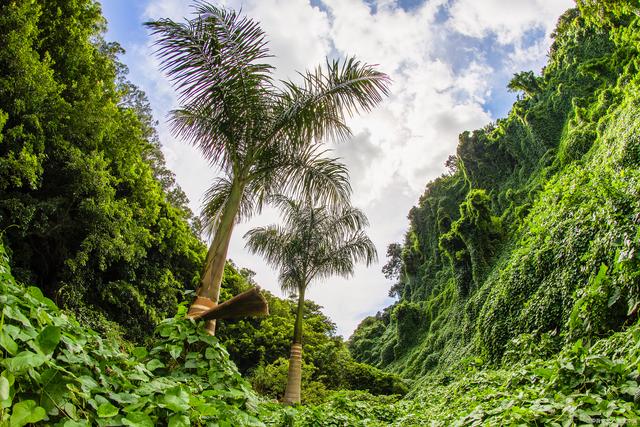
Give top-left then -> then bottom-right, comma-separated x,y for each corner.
145,3 -> 389,333
244,195 -> 377,404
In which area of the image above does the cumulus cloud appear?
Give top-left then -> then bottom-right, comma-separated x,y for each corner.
110,0 -> 574,337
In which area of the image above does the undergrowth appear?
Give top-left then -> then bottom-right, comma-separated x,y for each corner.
2,236 -> 639,425
0,243 -> 263,426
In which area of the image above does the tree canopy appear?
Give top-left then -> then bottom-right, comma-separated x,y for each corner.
0,0 -> 205,341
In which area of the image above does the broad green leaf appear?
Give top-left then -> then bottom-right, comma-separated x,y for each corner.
168,414 -> 190,427
122,412 -> 154,427
205,347 -> 217,360
627,300 -> 639,316
2,307 -> 30,328
195,403 -> 219,416
607,286 -> 621,307
163,387 -> 190,413
169,345 -> 182,359
97,402 -> 119,418
9,400 -> 46,427
0,330 -> 18,355
132,347 -> 148,360
63,402 -> 78,420
128,372 -> 149,382
77,375 -> 99,392
2,351 -> 46,372
26,286 -> 57,310
0,376 -> 10,401
533,368 -> 555,379
593,263 -> 608,286
37,325 -> 61,354
146,359 -> 164,371
63,421 -> 89,427
109,392 -> 139,404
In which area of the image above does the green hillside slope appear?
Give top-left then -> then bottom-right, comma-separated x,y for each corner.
350,6 -> 640,379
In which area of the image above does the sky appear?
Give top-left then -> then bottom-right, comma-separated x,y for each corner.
100,0 -> 574,337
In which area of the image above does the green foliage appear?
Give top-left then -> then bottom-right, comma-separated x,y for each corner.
273,322 -> 640,425
383,243 -> 405,298
0,242 -> 268,426
0,241 -> 408,424
350,6 -> 640,391
440,189 -> 502,296
215,263 -> 407,400
507,70 -> 542,97
3,1 -> 640,424
577,0 -> 640,27
250,358 -> 328,404
0,0 -> 205,342
392,302 -> 424,356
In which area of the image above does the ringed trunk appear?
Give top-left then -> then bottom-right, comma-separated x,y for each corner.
283,286 -> 305,404
188,179 -> 245,334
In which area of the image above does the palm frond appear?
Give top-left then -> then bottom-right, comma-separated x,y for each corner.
243,196 -> 377,295
313,232 -> 377,281
318,206 -> 370,243
170,105 -> 234,170
200,176 -> 255,237
269,57 -> 391,144
272,145 -> 352,209
145,4 -> 273,109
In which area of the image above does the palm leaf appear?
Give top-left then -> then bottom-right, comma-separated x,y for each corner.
145,4 -> 273,109
244,196 -> 377,294
269,57 -> 391,145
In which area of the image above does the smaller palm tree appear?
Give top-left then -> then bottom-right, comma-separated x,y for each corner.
244,196 -> 377,404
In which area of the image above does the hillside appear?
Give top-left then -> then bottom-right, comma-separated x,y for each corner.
350,5 -> 640,381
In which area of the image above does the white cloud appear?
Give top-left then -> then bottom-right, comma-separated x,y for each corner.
447,0 -> 572,45
116,0 -> 574,337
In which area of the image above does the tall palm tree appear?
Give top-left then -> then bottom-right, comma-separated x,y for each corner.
146,3 -> 389,333
244,196 -> 377,404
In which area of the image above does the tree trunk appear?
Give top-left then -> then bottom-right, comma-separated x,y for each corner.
283,286 -> 305,404
187,179 -> 245,334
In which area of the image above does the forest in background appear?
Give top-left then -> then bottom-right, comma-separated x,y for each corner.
1,0 -> 640,425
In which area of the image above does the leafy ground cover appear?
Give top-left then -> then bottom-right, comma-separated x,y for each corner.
2,238 -> 639,426
260,322 -> 639,426
0,243 -> 264,426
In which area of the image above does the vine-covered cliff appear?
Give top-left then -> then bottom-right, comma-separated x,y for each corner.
350,4 -> 640,378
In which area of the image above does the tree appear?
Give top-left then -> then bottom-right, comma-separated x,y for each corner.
244,196 -> 377,404
382,243 -> 405,298
382,243 -> 402,281
145,3 -> 389,334
0,0 -> 205,341
507,71 -> 541,98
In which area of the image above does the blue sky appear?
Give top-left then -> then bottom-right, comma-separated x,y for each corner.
102,0 -> 547,117
99,0 -> 573,337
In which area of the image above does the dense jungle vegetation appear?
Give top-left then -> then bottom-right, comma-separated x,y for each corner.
1,0 -> 640,425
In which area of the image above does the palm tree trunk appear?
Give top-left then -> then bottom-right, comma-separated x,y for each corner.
283,286 -> 305,404
188,179 -> 245,335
